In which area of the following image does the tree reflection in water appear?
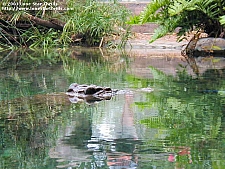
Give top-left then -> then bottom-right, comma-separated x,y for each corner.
49,91 -> 140,168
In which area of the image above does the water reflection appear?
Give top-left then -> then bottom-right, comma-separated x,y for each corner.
0,48 -> 224,169
50,92 -> 140,168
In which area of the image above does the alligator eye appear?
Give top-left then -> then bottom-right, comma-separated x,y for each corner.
67,89 -> 74,92
104,87 -> 112,92
96,87 -> 104,92
85,87 -> 98,95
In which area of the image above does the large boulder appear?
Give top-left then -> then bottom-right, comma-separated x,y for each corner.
192,38 -> 225,56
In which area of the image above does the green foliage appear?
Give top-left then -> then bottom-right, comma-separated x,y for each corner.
128,0 -> 225,42
139,0 -> 170,23
221,7 -> 225,25
168,0 -> 220,19
0,0 -> 130,49
61,0 -> 130,46
25,28 -> 60,50
149,16 -> 182,42
220,15 -> 225,25
127,0 -> 170,26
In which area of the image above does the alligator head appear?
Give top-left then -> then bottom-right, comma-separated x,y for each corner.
66,83 -> 153,104
66,83 -> 114,104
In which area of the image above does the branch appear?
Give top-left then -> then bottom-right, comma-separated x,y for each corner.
22,13 -> 65,31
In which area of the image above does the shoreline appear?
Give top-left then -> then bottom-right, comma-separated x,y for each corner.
123,33 -> 188,58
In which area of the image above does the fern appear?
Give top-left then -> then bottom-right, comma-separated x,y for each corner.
220,15 -> 225,25
128,0 -> 225,42
169,0 -> 225,24
169,0 -> 191,16
150,23 -> 174,43
194,0 -> 220,19
168,0 -> 218,18
138,0 -> 170,24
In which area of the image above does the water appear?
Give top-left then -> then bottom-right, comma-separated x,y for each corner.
0,47 -> 224,169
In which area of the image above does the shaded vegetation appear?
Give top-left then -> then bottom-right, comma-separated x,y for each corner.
128,0 -> 225,42
0,0 -> 130,50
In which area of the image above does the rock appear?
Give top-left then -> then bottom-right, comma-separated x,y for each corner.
191,38 -> 225,56
195,38 -> 225,51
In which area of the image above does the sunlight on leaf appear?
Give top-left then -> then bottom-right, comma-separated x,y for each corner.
211,46 -> 222,50
220,15 -> 225,25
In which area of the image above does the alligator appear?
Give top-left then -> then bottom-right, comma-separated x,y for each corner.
66,83 -> 154,104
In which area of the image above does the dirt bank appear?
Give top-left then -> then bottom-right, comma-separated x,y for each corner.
124,33 -> 189,58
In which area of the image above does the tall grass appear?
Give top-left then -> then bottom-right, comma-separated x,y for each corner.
61,0 -> 130,46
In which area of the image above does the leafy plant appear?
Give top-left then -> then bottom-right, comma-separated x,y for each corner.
0,0 -> 130,49
128,0 -> 225,42
25,28 -> 60,50
61,0 -> 130,46
220,15 -> 225,25
220,7 -> 225,25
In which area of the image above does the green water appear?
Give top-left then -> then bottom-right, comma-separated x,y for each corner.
0,48 -> 224,169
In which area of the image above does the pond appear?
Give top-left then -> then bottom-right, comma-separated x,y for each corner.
0,47 -> 224,169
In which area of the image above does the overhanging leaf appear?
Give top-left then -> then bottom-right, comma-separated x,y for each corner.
220,15 -> 225,25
